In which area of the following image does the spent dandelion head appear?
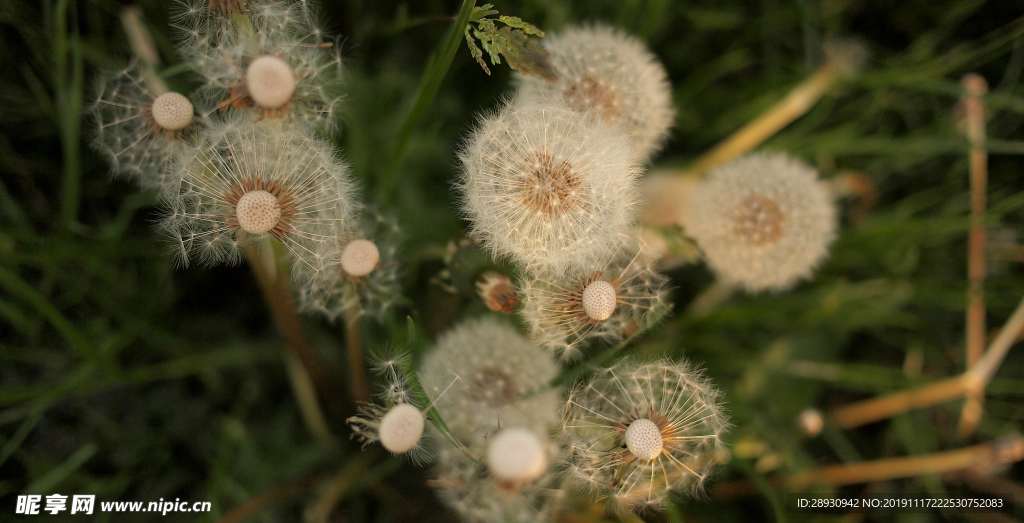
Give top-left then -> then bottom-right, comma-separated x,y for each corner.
89,63 -> 205,192
418,316 -> 561,454
431,444 -> 563,523
685,152 -> 838,292
159,117 -> 357,273
476,271 -> 520,314
347,346 -> 433,464
296,210 -> 403,322
561,359 -> 729,512
520,235 -> 671,361
458,94 -> 642,277
181,0 -> 343,131
517,25 -> 675,163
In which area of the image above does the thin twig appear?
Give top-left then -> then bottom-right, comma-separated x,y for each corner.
830,295 -> 1024,429
961,73 -> 989,437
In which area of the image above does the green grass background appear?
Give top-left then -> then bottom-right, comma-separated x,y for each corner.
1,0 -> 1024,521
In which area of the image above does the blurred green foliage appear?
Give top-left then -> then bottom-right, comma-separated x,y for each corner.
1,0 -> 1023,521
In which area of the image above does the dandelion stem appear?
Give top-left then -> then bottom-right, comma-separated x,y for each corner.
680,62 -> 838,177
242,240 -> 335,423
119,6 -> 167,95
283,351 -> 332,442
306,454 -> 380,523
960,73 -> 989,438
343,285 -> 370,402
830,294 -> 1024,429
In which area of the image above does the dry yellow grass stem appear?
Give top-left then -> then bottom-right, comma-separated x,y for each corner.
960,73 -> 990,438
830,294 -> 1024,429
119,6 -> 168,95
681,63 -> 839,178
785,434 -> 1024,489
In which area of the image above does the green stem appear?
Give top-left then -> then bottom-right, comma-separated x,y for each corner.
55,0 -> 83,229
378,0 -> 476,202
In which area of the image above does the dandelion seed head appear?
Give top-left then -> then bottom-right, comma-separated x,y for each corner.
151,92 -> 195,131
487,428 -> 549,484
160,117 -> 356,273
419,316 -> 560,453
520,235 -> 670,360
341,239 -> 380,277
686,152 -> 837,292
378,403 -> 425,454
517,25 -> 675,163
560,359 -> 730,512
459,95 -> 642,277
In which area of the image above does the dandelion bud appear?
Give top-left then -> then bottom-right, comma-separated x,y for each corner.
341,239 -> 380,277
686,152 -> 837,292
517,25 -> 675,163
245,55 -> 297,109
476,271 -> 519,313
151,92 -> 195,131
378,403 -> 425,454
487,428 -> 549,484
459,95 -> 642,277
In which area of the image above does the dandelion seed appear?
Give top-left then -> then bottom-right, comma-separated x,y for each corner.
520,236 -> 670,360
561,359 -> 729,512
89,63 -> 204,192
182,0 -> 343,130
458,94 -> 642,277
685,152 -> 838,292
517,25 -> 675,163
418,316 -> 561,454
296,210 -> 403,322
160,117 -> 356,272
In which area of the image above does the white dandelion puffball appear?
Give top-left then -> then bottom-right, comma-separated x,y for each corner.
89,63 -> 201,192
487,428 -> 549,483
419,316 -> 560,453
378,403 -> 425,454
245,55 -> 297,109
160,118 -> 357,272
518,25 -> 675,163
686,152 -> 838,292
341,239 -> 380,277
561,359 -> 729,511
459,95 -> 642,277
151,92 -> 195,131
